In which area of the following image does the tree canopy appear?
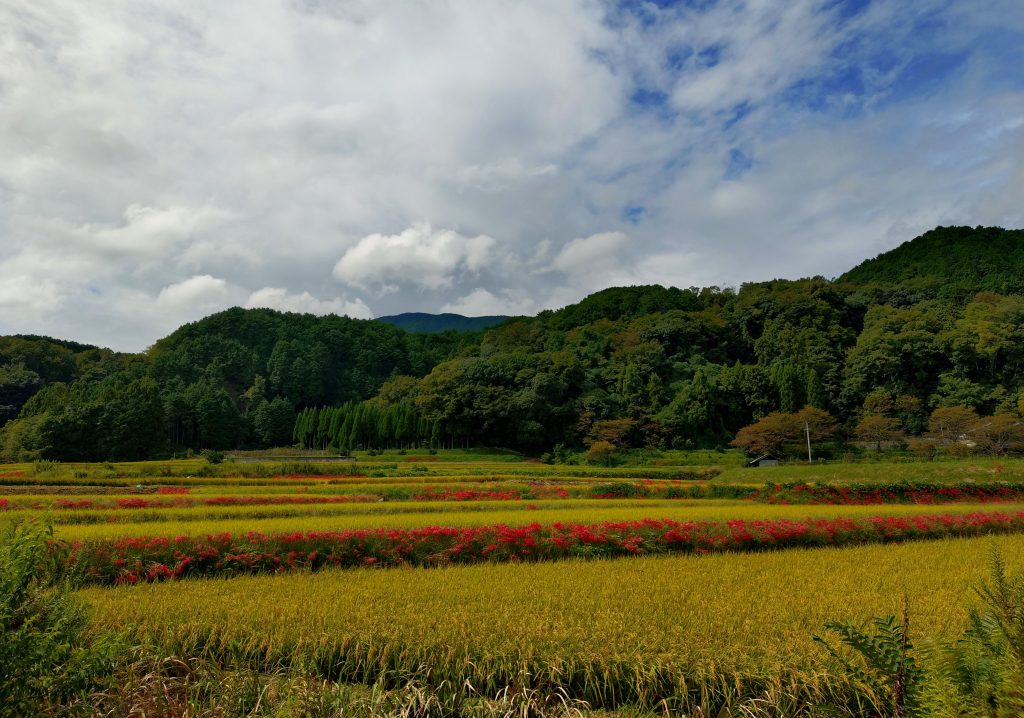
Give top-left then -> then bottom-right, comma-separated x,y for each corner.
4,226 -> 1024,461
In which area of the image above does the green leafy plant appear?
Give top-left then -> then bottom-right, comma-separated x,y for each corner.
815,598 -> 924,717
915,547 -> 1024,717
584,440 -> 618,467
0,521 -> 119,715
588,481 -> 647,498
31,459 -> 59,475
818,548 -> 1024,717
201,449 -> 224,464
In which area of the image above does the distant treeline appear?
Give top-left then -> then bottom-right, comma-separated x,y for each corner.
294,403 -> 439,452
4,225 -> 1024,461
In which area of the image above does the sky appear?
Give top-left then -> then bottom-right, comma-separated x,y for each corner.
2,0 -> 1023,351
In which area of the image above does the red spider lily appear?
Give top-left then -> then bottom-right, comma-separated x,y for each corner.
55,499 -> 95,509
53,509 -> 1024,586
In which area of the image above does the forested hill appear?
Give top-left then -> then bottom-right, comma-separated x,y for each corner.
377,312 -> 510,333
150,308 -> 468,401
0,310 -> 473,461
0,335 -> 127,425
840,226 -> 1024,301
4,224 -> 1024,461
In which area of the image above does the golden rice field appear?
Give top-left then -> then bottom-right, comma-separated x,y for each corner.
7,454 -> 1024,713
1,457 -> 718,486
81,533 -> 1024,708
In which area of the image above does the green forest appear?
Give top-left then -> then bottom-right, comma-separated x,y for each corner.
4,225 -> 1024,462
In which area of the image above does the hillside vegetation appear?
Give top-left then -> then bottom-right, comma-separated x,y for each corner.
3,225 -> 1024,461
841,225 -> 1024,301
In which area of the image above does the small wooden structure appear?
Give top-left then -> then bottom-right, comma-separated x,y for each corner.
747,453 -> 780,467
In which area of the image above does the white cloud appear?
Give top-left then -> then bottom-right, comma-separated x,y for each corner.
0,274 -> 63,315
75,204 -> 234,257
455,159 -> 559,192
0,0 -> 1021,349
551,232 -> 630,274
334,223 -> 496,291
441,288 -> 536,317
156,275 -> 228,310
245,287 -> 373,319
668,2 -> 839,115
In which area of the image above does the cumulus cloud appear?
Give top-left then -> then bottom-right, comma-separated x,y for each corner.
333,223 -> 496,292
551,232 -> 630,274
156,275 -> 229,310
0,0 -> 1021,350
73,204 -> 234,257
441,288 -> 536,317
0,275 -> 63,315
245,287 -> 373,319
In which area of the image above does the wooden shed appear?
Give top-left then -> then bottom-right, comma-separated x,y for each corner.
747,453 -> 781,467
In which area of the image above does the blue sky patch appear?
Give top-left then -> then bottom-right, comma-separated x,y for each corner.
725,148 -> 753,180
622,205 -> 647,224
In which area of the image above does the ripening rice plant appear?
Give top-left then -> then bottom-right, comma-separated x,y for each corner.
79,533 -> 1024,711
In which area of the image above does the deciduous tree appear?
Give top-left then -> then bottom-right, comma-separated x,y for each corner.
927,405 -> 979,445
854,415 -> 905,451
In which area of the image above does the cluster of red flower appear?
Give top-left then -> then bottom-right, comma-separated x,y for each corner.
58,509 -> 1024,586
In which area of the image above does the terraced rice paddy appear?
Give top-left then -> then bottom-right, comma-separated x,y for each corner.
81,534 -> 1024,708
6,453 -> 1024,714
39,499 -> 1024,540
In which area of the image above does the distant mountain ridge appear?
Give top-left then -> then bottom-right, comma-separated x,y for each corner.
376,312 -> 510,333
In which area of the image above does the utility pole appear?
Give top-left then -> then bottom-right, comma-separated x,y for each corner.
805,421 -> 813,463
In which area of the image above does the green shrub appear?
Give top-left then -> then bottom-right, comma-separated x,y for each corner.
584,440 -> 618,467
544,443 -> 578,465
815,601 -> 923,717
818,547 -> 1024,717
31,459 -> 59,475
201,449 -> 225,464
382,488 -> 412,501
662,485 -> 705,499
0,522 -> 119,715
589,481 -> 647,498
916,548 -> 1024,717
